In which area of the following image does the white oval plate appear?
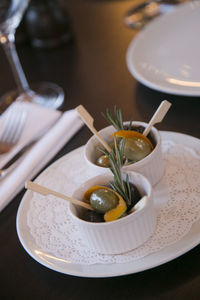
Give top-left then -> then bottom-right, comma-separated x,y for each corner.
16,132 -> 200,278
126,1 -> 200,96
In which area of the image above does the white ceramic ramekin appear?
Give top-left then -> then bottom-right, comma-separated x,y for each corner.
69,171 -> 157,254
84,121 -> 164,186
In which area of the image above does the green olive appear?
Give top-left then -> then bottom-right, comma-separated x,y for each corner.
90,189 -> 119,213
96,155 -> 110,167
123,137 -> 151,162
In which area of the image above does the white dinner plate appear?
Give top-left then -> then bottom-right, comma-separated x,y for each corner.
16,131 -> 200,278
126,1 -> 200,96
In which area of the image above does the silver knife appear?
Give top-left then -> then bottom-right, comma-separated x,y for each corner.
0,139 -> 37,179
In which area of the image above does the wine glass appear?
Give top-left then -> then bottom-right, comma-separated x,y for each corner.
0,0 -> 64,111
124,0 -> 190,30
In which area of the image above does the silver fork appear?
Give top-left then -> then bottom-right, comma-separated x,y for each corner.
0,108 -> 27,154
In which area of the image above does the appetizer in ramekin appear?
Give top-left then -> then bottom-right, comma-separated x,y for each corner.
70,141 -> 156,254
85,107 -> 164,186
70,171 -> 156,254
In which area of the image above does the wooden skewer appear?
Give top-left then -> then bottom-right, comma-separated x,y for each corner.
76,105 -> 112,152
25,181 -> 93,210
143,100 -> 172,136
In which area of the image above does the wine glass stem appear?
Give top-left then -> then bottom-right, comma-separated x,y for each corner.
0,33 -> 30,94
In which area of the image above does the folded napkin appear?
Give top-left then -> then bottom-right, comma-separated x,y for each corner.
0,102 -> 83,212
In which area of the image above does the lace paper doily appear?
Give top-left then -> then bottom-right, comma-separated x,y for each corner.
27,140 -> 200,265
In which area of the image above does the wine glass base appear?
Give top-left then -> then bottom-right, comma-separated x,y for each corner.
31,82 -> 64,109
0,82 -> 64,113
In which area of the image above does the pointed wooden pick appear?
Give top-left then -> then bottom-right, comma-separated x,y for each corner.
143,100 -> 172,136
76,105 -> 111,152
25,181 -> 93,210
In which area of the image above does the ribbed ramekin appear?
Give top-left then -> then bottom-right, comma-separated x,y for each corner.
69,171 -> 156,254
84,121 -> 164,186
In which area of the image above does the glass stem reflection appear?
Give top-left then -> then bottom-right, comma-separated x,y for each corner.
0,33 -> 31,96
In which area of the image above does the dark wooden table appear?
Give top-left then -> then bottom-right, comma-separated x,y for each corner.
0,1 -> 199,299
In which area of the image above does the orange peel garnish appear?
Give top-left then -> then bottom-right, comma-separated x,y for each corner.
104,196 -> 127,222
113,130 -> 153,149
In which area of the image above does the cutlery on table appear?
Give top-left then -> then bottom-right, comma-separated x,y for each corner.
26,181 -> 93,210
0,138 -> 38,179
124,0 -> 186,29
76,105 -> 111,152
0,109 -> 27,154
0,120 -> 57,179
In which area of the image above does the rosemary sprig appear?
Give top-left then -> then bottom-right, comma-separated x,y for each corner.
102,106 -> 124,131
97,137 -> 132,206
102,106 -> 133,131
